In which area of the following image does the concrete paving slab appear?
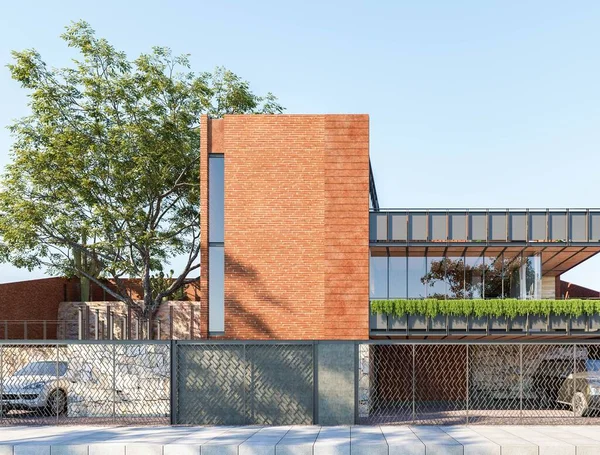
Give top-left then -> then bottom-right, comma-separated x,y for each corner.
88,443 -> 125,455
440,426 -> 499,455
202,427 -> 264,455
380,426 -> 425,455
47,445 -> 88,455
531,427 -> 600,455
501,426 -> 576,455
470,427 -> 537,455
350,426 -> 387,455
14,447 -> 50,455
409,426 -> 462,455
163,443 -> 201,455
240,427 -> 292,455
557,425 -> 600,442
314,426 -> 350,455
1,424 -> 600,454
276,425 -> 320,455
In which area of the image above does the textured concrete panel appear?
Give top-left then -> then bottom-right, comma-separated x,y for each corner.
317,343 -> 355,425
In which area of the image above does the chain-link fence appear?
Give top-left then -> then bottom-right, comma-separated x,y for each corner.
0,341 -> 170,425
5,340 -> 600,426
358,342 -> 600,425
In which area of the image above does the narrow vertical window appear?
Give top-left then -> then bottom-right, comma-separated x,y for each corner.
209,155 -> 224,333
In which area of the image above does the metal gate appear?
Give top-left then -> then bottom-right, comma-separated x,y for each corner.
174,342 -> 315,425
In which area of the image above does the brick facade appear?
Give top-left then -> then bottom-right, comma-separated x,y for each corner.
200,114 -> 370,340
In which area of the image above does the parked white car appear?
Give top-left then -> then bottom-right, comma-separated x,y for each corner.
0,361 -> 69,416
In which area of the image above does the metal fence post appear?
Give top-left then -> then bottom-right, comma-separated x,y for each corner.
354,342 -> 359,425
412,343 -> 416,424
170,340 -> 178,424
571,344 -> 577,423
466,344 -> 469,425
313,341 -> 318,425
56,343 -> 60,423
243,343 -> 247,425
519,344 -> 523,424
0,343 -> 3,418
112,343 -> 116,422
95,310 -> 99,340
3,321 -> 7,340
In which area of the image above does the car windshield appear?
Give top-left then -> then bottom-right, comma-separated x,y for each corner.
586,360 -> 600,372
14,361 -> 67,376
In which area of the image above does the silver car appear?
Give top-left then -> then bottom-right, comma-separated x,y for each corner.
0,361 -> 69,417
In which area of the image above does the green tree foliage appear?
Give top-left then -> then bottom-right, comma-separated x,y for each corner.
0,21 -> 283,316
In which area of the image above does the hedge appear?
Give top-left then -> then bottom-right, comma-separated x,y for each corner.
370,299 -> 600,318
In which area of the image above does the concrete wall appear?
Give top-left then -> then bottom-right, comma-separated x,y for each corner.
200,114 -> 370,340
317,342 -> 356,425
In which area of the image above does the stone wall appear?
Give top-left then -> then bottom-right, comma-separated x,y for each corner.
57,301 -> 202,340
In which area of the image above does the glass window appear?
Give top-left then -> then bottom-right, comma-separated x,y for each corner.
523,255 -> 541,299
465,255 -> 483,299
389,256 -> 407,298
407,257 -> 426,298
445,257 -> 465,299
483,255 -> 503,298
370,255 -> 388,299
209,155 -> 224,243
209,246 -> 225,332
425,256 -> 446,299
506,255 -> 522,299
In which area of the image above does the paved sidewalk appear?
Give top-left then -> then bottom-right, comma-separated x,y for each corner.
2,425 -> 600,454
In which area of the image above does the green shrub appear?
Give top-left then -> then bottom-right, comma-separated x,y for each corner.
370,298 -> 597,318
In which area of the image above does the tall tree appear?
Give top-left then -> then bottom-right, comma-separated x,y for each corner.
0,21 -> 283,317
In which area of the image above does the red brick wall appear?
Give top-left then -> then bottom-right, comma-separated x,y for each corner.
0,277 -> 201,339
200,114 -> 370,340
0,277 -> 76,339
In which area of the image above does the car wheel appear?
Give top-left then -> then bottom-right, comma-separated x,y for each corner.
573,392 -> 588,417
46,390 -> 67,416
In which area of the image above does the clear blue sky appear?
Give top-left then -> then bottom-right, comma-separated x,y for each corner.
0,1 -> 599,287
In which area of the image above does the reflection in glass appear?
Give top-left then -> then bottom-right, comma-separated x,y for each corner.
389,256 -> 407,298
483,256 -> 503,298
370,255 -> 388,299
209,246 -> 225,332
209,155 -> 225,243
506,256 -> 522,299
425,257 -> 446,299
465,255 -> 483,299
524,255 -> 541,299
408,257 -> 426,298
444,257 -> 465,299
